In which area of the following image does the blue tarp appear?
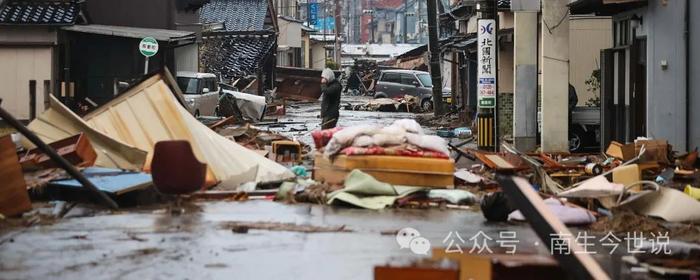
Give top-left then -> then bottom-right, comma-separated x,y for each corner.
49,167 -> 153,195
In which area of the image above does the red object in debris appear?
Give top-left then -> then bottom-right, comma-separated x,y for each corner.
311,127 -> 343,149
151,140 -> 207,194
340,145 -> 449,159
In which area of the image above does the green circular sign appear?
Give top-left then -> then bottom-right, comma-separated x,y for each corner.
139,37 -> 159,57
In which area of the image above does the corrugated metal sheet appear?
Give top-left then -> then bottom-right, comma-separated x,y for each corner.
83,73 -> 294,187
25,96 -> 147,171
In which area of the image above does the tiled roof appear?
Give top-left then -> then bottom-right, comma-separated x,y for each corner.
201,34 -> 275,82
200,0 -> 269,31
0,0 -> 79,25
497,0 -> 510,9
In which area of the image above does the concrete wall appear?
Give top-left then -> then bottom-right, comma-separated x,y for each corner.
278,18 -> 302,48
499,12 -> 514,29
310,41 -> 327,69
0,26 -> 56,120
498,43 -> 514,94
689,1 -> 700,150
569,16 -> 612,106
303,35 -> 311,68
0,47 -> 52,119
639,0 -> 687,149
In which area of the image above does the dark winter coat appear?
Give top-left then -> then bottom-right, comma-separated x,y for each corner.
321,80 -> 342,121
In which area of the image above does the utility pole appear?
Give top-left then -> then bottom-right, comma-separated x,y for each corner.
426,0 -> 444,116
323,0 -> 328,63
403,0 -> 408,43
476,0 -> 497,151
370,0 -> 374,43
334,0 -> 342,65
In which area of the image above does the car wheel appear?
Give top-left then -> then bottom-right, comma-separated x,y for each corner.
421,99 -> 433,111
569,126 -> 589,153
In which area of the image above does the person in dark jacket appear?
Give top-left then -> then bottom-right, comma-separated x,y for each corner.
321,68 -> 342,129
346,67 -> 361,95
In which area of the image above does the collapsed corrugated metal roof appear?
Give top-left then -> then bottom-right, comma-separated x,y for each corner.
200,0 -> 269,31
82,73 -> 294,187
200,33 -> 275,83
25,96 -> 148,171
0,0 -> 80,25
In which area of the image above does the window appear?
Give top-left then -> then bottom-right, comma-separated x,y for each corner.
417,74 -> 432,87
614,18 -> 632,47
400,74 -> 418,85
177,77 -> 199,95
203,78 -> 218,93
381,72 -> 401,83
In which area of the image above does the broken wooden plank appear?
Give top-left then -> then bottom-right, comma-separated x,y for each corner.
0,135 -> 32,217
221,221 -> 352,233
0,105 -> 119,209
19,133 -> 97,170
495,175 -> 610,280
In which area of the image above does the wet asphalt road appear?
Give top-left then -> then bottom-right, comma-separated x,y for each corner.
0,95 -> 633,279
0,201 -> 543,280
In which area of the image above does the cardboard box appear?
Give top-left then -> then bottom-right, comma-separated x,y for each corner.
314,154 -> 454,188
271,140 -> 301,163
635,139 -> 670,164
606,141 -> 635,161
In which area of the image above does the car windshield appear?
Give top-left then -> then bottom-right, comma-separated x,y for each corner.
417,74 -> 432,87
177,77 -> 199,94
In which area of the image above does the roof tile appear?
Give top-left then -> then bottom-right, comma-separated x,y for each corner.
201,34 -> 275,82
200,0 -> 269,31
0,0 -> 79,25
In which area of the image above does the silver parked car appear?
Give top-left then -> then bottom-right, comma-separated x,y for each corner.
374,69 -> 451,111
176,72 -> 220,117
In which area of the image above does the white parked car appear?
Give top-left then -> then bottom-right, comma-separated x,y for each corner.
176,72 -> 220,117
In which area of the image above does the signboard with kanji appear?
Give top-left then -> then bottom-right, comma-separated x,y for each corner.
477,19 -> 496,109
308,2 -> 319,26
139,37 -> 159,57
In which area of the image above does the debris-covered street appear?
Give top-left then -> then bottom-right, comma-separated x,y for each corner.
2,0 -> 700,279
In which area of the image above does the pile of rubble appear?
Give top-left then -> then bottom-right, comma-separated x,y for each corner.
2,70 -> 699,279
343,96 -> 423,113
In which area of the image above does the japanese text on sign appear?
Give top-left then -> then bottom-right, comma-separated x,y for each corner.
477,19 -> 496,108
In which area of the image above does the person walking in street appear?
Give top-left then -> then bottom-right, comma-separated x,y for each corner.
321,68 -> 342,129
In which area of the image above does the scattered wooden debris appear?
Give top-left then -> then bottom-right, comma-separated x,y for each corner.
221,221 -> 352,233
